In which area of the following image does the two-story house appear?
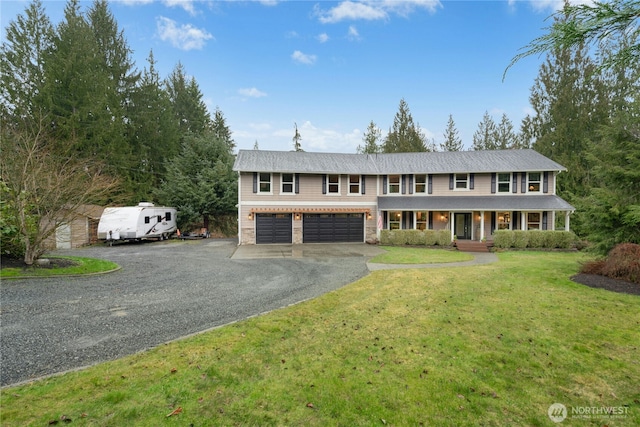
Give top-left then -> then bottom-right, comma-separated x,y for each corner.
232,149 -> 574,245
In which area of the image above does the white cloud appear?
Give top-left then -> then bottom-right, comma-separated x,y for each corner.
527,0 -> 595,12
315,0 -> 442,24
274,121 -> 362,151
317,33 -> 330,43
238,87 -> 267,98
347,25 -> 360,41
156,16 -> 213,50
291,50 -> 317,65
163,0 -> 197,15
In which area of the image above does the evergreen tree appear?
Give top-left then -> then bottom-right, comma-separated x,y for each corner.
514,115 -> 534,149
127,50 -> 179,201
0,0 -> 54,123
382,98 -> 428,152
495,113 -> 516,149
472,111 -> 497,150
155,132 -> 237,232
440,114 -> 463,151
293,122 -> 303,151
166,62 -> 211,135
212,107 -> 235,153
357,120 -> 382,153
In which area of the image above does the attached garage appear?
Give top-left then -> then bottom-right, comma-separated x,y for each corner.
256,213 -> 292,244
303,213 -> 364,243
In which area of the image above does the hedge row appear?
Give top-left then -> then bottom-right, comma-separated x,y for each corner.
492,230 -> 578,249
380,229 -> 452,246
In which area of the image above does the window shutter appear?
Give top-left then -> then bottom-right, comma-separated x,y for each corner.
322,174 -> 327,194
543,172 -> 549,193
512,173 -> 517,193
470,173 -> 475,190
409,175 -> 414,194
401,174 -> 407,194
383,175 -> 388,195
542,211 -> 548,230
383,211 -> 388,229
491,173 -> 496,194
428,174 -> 433,194
295,173 -> 300,194
253,172 -> 258,193
513,211 -> 519,229
521,172 -> 527,193
491,212 -> 496,234
361,175 -> 366,194
428,211 -> 433,229
449,174 -> 454,190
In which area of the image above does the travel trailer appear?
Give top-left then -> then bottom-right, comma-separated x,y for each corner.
97,202 -> 177,244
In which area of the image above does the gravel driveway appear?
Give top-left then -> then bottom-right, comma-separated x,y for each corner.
0,239 -> 372,387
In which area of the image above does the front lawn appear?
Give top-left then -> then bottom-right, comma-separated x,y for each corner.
0,256 -> 119,278
1,252 -> 638,426
369,246 -> 474,264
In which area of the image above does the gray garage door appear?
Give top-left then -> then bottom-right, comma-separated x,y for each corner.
256,213 -> 292,244
303,213 -> 364,243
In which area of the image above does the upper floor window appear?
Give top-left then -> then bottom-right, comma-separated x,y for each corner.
328,174 -> 340,194
388,175 -> 401,194
281,173 -> 294,194
498,173 -> 511,193
528,172 -> 541,193
349,175 -> 361,194
415,174 -> 427,193
455,173 -> 468,190
259,173 -> 271,193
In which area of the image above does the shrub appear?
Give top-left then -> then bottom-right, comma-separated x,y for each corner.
493,230 -> 513,248
406,230 -> 426,245
379,230 -> 392,245
527,230 -> 545,248
424,230 -> 438,246
512,230 -> 529,249
435,229 -> 451,246
601,243 -> 640,284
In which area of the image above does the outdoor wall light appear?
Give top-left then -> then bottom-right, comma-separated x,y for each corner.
367,213 -> 372,220
248,213 -> 253,220
295,213 -> 301,220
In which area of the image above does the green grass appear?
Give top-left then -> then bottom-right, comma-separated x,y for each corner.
0,256 -> 119,278
1,252 -> 639,426
369,246 -> 474,264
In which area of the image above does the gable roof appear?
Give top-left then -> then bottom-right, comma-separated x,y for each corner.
233,149 -> 567,174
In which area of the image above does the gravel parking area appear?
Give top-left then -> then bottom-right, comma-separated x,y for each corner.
0,239 -> 372,387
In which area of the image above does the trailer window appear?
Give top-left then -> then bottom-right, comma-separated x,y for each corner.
144,216 -> 150,224
166,212 -> 172,221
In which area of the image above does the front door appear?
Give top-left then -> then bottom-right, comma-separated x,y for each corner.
454,213 -> 472,240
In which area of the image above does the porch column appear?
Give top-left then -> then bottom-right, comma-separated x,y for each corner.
450,211 -> 455,242
480,211 -> 485,241
565,211 -> 571,231
521,212 -> 526,230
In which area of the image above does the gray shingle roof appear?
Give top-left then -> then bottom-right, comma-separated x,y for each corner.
378,195 -> 575,211
233,149 -> 567,174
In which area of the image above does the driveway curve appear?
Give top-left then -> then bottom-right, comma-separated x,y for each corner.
0,239 -> 372,387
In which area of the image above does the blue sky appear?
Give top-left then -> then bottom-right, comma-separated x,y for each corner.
1,0 -> 573,152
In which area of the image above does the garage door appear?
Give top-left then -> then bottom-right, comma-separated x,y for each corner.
256,213 -> 292,244
303,213 -> 364,243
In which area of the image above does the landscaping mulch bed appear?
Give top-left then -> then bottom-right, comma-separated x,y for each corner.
571,273 -> 640,296
1,256 -> 78,270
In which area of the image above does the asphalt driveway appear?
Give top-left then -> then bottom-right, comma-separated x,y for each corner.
0,239 -> 380,387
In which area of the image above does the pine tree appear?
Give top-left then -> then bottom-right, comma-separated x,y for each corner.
0,0 -> 54,123
293,122 -> 303,151
357,120 -> 382,153
440,114 -> 463,151
495,113 -> 516,150
382,98 -> 428,153
472,111 -> 497,150
166,62 -> 211,135
212,107 -> 235,153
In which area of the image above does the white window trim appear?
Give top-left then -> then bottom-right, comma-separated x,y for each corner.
414,174 -> 427,194
454,173 -> 469,191
258,172 -> 273,195
497,172 -> 511,194
281,173 -> 295,195
526,211 -> 542,230
387,175 -> 401,194
388,211 -> 402,230
326,174 -> 341,196
348,175 -> 361,195
527,172 -> 542,193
